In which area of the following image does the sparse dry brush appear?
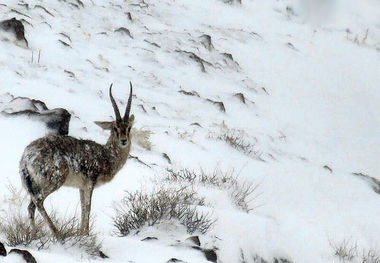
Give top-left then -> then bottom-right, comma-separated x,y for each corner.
330,238 -> 358,262
0,211 -> 102,257
0,213 -> 47,248
362,250 -> 380,263
218,130 -> 256,156
113,187 -> 215,236
132,127 -> 152,150
2,181 -> 25,207
209,124 -> 265,161
166,168 -> 258,212
330,238 -> 380,263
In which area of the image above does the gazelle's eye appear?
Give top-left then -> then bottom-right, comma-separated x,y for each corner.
113,127 -> 118,133
128,127 -> 131,133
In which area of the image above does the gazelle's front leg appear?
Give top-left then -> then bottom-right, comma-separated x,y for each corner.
80,183 -> 94,235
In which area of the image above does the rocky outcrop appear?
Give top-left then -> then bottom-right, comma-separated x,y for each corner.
1,95 -> 71,135
353,172 -> 380,194
0,17 -> 28,47
0,241 -> 6,256
172,236 -> 218,262
9,249 -> 37,263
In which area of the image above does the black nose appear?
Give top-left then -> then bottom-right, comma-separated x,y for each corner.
121,139 -> 127,145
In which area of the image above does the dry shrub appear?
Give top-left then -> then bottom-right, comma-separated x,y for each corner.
113,187 -> 215,236
132,127 -> 152,150
346,28 -> 369,45
218,130 -> 256,156
0,213 -> 47,248
209,124 -> 264,161
166,168 -> 258,212
330,238 -> 380,263
362,250 -> 380,263
330,238 -> 358,262
2,181 -> 25,207
0,211 -> 102,257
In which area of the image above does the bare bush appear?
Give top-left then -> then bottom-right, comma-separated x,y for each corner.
230,182 -> 258,212
330,238 -> 380,263
113,187 -> 215,236
330,238 -> 358,262
346,28 -> 369,45
0,213 -> 47,248
218,130 -> 255,155
209,125 -> 264,161
49,212 -> 101,256
166,168 -> 258,212
2,181 -> 26,207
132,127 -> 152,150
0,212 -> 102,257
362,249 -> 380,263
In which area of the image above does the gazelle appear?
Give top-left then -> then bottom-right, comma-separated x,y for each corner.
19,83 -> 134,238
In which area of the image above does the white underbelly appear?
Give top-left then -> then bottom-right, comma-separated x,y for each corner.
63,172 -> 86,188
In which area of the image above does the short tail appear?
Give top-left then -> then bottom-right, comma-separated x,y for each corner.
21,165 -> 37,196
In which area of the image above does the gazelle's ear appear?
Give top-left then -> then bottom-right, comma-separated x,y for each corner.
94,121 -> 113,130
128,114 -> 135,123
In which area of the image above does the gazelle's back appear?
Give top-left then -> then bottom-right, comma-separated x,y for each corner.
20,135 -> 116,194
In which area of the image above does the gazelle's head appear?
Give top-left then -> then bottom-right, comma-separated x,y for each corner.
95,82 -> 134,148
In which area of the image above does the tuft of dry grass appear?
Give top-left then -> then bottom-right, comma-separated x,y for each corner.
0,211 -> 102,257
362,249 -> 380,263
132,127 -> 152,150
2,181 -> 26,207
330,237 -> 380,263
0,213 -> 47,248
330,238 -> 358,262
217,130 -> 255,156
209,124 -> 265,161
165,168 -> 259,212
113,187 -> 215,236
346,28 -> 369,46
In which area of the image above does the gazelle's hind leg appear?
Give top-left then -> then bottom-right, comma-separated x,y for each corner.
33,197 -> 61,240
27,200 -> 36,228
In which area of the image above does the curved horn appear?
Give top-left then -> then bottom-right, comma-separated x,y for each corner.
109,83 -> 122,122
123,81 -> 133,121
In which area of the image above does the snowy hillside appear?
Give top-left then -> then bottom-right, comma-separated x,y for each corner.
0,0 -> 379,262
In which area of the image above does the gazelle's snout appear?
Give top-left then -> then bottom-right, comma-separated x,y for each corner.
120,139 -> 127,146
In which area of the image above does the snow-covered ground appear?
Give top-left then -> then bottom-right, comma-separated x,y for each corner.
0,0 -> 379,262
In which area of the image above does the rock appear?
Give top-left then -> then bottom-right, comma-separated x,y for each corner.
0,17 -> 28,47
352,172 -> 380,194
206,98 -> 225,112
199,34 -> 214,51
323,165 -> 333,173
0,241 -> 6,256
167,258 -> 187,263
202,248 -> 217,262
219,0 -> 241,4
185,236 -> 201,246
141,237 -> 158,241
178,89 -> 200,97
98,250 -> 109,258
190,122 -> 202,127
234,93 -> 246,104
162,153 -> 171,164
3,96 -> 49,112
1,96 -> 71,135
273,258 -> 293,263
115,27 -> 133,39
252,254 -> 268,263
9,249 -> 37,263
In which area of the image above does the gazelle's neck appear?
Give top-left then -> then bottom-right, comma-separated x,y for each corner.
105,135 -> 131,175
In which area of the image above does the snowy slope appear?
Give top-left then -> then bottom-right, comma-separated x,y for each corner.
0,0 -> 379,262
